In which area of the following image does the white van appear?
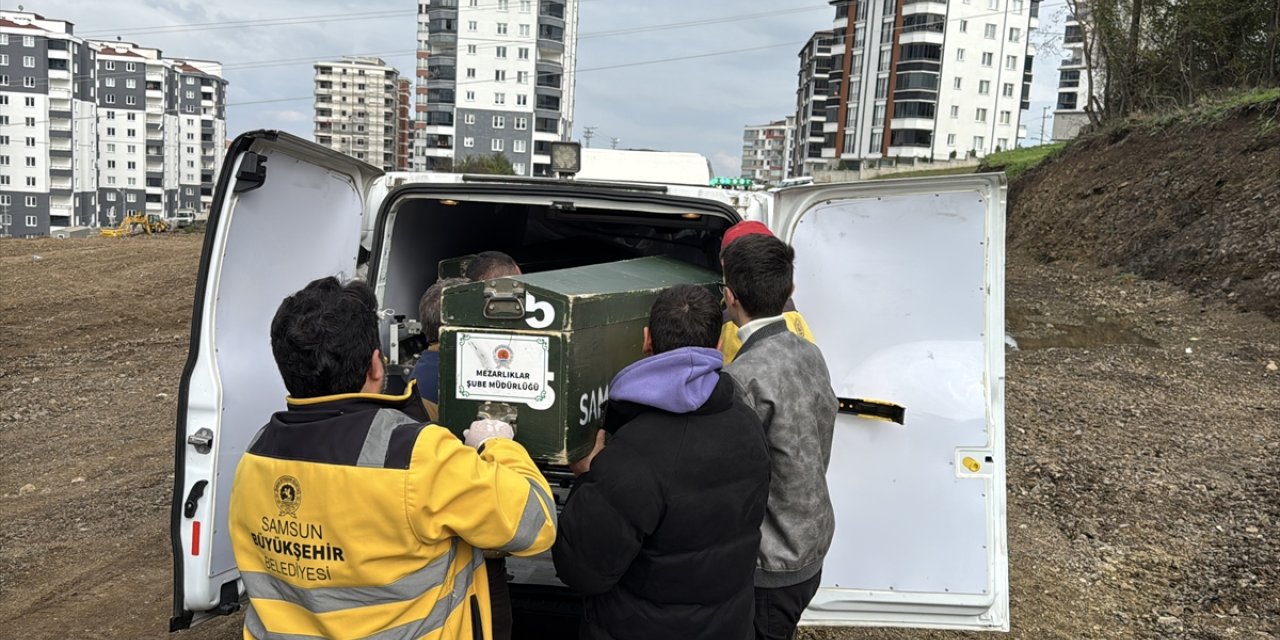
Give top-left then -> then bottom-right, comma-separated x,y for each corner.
170,131 -> 1010,634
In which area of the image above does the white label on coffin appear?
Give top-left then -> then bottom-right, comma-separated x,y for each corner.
454,332 -> 555,409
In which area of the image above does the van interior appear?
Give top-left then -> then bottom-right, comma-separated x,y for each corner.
367,189 -> 738,637
373,189 -> 737,386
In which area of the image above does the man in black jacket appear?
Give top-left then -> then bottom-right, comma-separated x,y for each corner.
553,284 -> 771,640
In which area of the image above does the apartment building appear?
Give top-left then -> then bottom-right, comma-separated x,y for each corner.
313,57 -> 403,172
0,10 -> 227,237
397,78 -> 412,170
0,12 -> 97,236
790,30 -> 835,178
413,0 -> 579,176
741,117 -> 795,184
1052,3 -> 1102,141
823,0 -> 1040,168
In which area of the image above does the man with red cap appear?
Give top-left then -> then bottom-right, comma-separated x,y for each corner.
718,221 -> 815,363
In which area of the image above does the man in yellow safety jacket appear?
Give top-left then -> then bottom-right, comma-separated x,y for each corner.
229,276 -> 556,640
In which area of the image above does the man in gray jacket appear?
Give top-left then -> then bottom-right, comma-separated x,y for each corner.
722,233 -> 839,640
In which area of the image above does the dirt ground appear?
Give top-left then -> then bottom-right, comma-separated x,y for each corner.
1,235 -> 1278,639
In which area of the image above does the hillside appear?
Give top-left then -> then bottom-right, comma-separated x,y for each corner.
1005,94 -> 1280,320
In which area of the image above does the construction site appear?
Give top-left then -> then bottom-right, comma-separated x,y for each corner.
1,98 -> 1278,639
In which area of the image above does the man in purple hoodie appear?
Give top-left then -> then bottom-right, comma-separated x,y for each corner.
553,284 -> 772,640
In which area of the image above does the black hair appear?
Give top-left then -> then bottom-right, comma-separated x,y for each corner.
464,251 -> 521,281
418,277 -> 468,343
270,277 -> 380,398
720,233 -> 795,318
647,284 -> 722,354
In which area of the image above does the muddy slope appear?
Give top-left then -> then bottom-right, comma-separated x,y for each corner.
1007,100 -> 1280,320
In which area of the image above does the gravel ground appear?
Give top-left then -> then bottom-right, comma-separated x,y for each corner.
1,236 -> 1277,639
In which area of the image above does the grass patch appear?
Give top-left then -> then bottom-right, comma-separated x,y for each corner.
868,165 -> 979,180
979,144 -> 1066,180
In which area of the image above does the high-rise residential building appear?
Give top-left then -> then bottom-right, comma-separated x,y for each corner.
0,10 -> 227,237
822,0 -> 1040,168
1,12 -> 97,235
1052,3 -> 1102,141
741,118 -> 795,184
412,0 -> 579,177
790,30 -> 835,178
313,57 -> 403,172
396,78 -> 412,170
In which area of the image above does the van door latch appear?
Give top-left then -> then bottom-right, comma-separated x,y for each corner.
187,428 -> 214,454
184,480 -> 209,518
482,280 -> 526,320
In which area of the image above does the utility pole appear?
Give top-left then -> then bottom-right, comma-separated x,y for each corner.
1040,106 -> 1050,145
582,126 -> 597,148
609,137 -> 620,150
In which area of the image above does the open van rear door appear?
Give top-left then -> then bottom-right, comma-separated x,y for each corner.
773,175 -> 1009,631
170,131 -> 382,630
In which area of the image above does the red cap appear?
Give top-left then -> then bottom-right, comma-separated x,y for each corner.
720,220 -> 774,252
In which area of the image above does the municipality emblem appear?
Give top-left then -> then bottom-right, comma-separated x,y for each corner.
274,475 -> 301,517
494,345 -> 514,368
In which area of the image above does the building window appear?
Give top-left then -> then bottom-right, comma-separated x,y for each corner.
107,160 -> 117,169
516,94 -> 527,106
105,61 -> 116,70
0,75 -> 8,86
107,127 -> 116,136
976,108 -> 988,122
1009,28 -> 1021,42
999,110 -> 1011,124
467,20 -> 477,32
517,71 -> 528,83
466,67 -> 476,79
126,95 -> 137,105
25,176 -> 36,186
0,35 -> 7,45
23,36 -> 35,47
495,93 -> 506,104
26,156 -> 36,167
463,137 -> 475,147
1003,83 -> 1015,97
981,52 -> 994,66
513,139 -> 526,153
496,46 -> 508,58
465,114 -> 476,124
26,215 -> 37,227
868,132 -> 883,152
24,116 -> 34,126
947,133 -> 956,146
25,196 -> 37,207
494,70 -> 506,82
497,23 -> 508,35
877,49 -> 891,72
127,129 -> 136,137
23,76 -> 34,88
953,77 -> 962,89
465,90 -> 476,101
0,135 -> 7,144
0,155 -> 7,165
493,115 -> 505,128
106,77 -> 116,88
1012,0 -> 1024,12
984,24 -> 997,39
125,78 -> 137,89
23,56 -> 35,68
518,47 -> 529,60
519,24 -> 530,37
491,138 -> 504,152
467,44 -> 478,55
872,104 -> 886,126
0,196 -> 7,206
979,80 -> 991,94
126,63 -> 136,72
960,20 -> 968,33
25,137 -> 34,147
186,77 -> 195,85
973,135 -> 985,149
127,161 -> 137,170
127,193 -> 137,203
988,0 -> 1000,9
106,94 -> 116,104
514,117 -> 528,130
1006,55 -> 1019,70
520,0 -> 531,12
956,48 -> 965,62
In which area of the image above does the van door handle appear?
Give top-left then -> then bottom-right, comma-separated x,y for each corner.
837,398 -> 906,425
183,480 -> 209,518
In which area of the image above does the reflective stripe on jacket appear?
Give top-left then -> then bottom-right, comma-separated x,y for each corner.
229,385 -> 556,640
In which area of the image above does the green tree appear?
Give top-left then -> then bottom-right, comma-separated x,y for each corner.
453,152 -> 516,175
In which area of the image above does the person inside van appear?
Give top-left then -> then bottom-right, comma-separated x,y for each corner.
228,277 -> 556,640
716,221 -> 814,364
464,250 -> 522,281
412,276 -> 468,422
721,235 -> 839,640
553,284 -> 771,640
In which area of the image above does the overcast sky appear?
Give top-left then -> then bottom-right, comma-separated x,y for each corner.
36,0 -> 1067,175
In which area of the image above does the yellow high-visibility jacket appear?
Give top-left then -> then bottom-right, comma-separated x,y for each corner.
229,385 -> 556,640
720,309 -> 815,365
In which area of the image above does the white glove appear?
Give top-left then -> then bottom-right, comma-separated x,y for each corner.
463,419 -> 515,449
